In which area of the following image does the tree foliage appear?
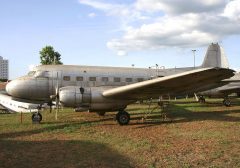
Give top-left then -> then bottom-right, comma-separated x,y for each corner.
40,46 -> 63,65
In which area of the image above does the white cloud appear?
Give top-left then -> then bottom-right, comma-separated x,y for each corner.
223,0 -> 240,20
135,0 -> 228,14
79,0 -> 113,11
78,0 -> 147,21
79,0 -> 240,54
79,0 -> 129,16
117,50 -> 127,56
88,12 -> 96,18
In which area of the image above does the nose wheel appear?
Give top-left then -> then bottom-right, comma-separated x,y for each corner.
116,110 -> 130,125
32,112 -> 42,123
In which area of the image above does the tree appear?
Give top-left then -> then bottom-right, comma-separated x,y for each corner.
40,46 -> 63,65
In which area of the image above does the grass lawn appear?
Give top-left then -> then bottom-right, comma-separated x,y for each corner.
0,98 -> 240,168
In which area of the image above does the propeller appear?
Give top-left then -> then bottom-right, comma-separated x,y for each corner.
50,72 -> 60,120
55,72 -> 60,120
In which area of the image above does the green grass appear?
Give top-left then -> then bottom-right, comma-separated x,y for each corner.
0,98 -> 240,168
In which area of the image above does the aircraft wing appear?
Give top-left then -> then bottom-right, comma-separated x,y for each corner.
102,68 -> 235,100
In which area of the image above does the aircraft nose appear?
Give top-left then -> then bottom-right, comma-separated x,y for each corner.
6,80 -> 17,96
6,77 -> 50,100
6,78 -> 33,99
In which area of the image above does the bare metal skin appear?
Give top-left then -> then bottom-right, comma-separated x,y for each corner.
5,43 -> 235,113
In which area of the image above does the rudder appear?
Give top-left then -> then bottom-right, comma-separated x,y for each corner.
201,43 -> 229,68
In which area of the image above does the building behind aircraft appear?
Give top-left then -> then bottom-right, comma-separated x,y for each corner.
0,56 -> 8,80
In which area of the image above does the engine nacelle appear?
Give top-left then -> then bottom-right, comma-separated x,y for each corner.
59,86 -> 131,112
199,89 -> 223,97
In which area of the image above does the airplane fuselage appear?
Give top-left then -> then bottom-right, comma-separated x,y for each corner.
6,65 -> 194,101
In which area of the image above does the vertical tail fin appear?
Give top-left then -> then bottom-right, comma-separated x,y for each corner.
201,43 -> 229,68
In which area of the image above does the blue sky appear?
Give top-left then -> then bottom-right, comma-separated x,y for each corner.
0,0 -> 240,79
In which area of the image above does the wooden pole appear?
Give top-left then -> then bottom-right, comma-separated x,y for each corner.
21,111 -> 23,124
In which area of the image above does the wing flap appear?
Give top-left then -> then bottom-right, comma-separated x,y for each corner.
102,68 -> 235,100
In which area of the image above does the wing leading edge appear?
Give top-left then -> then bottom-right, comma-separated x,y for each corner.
102,68 -> 235,100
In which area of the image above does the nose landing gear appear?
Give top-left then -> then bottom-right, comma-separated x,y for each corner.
32,112 -> 42,123
32,105 -> 42,124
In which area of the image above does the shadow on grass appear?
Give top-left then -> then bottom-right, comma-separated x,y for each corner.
0,117 -> 114,140
0,115 -> 133,167
0,139 -> 132,168
168,104 -> 240,122
128,102 -> 240,128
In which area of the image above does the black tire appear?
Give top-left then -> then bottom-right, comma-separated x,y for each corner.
32,113 -> 42,122
116,111 -> 130,125
97,111 -> 106,116
223,99 -> 231,107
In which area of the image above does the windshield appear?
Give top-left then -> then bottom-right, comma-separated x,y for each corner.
28,71 -> 36,76
34,71 -> 49,78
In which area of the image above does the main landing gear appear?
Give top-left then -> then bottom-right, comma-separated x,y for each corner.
97,111 -> 106,116
198,96 -> 206,103
223,98 -> 231,107
116,110 -> 130,125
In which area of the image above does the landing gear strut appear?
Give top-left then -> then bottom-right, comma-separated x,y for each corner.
97,111 -> 106,116
116,110 -> 130,125
198,96 -> 206,103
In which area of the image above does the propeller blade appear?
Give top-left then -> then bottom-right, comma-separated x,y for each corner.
49,72 -> 60,119
47,101 -> 53,113
50,105 -> 52,113
55,72 -> 59,120
55,99 -> 59,120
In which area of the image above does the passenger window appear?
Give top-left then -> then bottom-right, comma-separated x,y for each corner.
89,77 -> 96,81
137,78 -> 144,82
76,76 -> 83,81
126,78 -> 132,82
114,77 -> 121,82
63,76 -> 70,81
102,77 -> 108,82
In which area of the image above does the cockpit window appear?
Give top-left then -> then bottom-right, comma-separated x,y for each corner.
34,71 -> 49,78
28,71 -> 36,76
